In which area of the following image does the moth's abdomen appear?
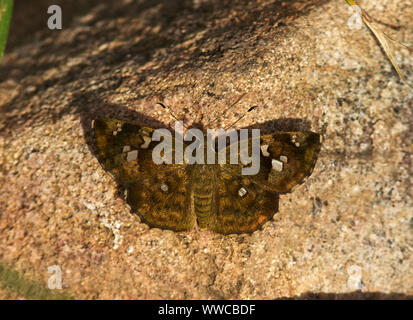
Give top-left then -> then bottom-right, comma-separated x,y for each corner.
192,167 -> 215,228
194,192 -> 214,228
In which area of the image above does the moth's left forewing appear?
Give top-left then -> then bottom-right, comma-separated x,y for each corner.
259,131 -> 321,193
93,118 -> 195,232
93,119 -> 157,183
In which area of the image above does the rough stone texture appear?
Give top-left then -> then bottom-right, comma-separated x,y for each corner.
0,0 -> 412,299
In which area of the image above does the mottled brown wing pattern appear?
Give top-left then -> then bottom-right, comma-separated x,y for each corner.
93,118 -> 321,234
210,167 -> 279,234
93,118 -> 182,184
258,132 -> 321,193
209,131 -> 321,233
222,131 -> 321,193
93,118 -> 194,231
126,167 -> 196,232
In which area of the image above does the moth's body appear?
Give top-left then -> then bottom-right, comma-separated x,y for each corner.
93,118 -> 321,234
191,164 -> 216,228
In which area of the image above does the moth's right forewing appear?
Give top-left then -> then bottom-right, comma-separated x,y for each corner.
258,131 -> 322,193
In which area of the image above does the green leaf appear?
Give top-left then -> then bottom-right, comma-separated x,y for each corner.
0,0 -> 13,62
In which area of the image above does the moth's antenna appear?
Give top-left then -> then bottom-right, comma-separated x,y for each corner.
205,93 -> 246,127
156,102 -> 189,129
224,105 -> 259,130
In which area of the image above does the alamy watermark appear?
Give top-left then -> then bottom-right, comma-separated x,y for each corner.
149,121 -> 261,175
347,5 -> 363,30
47,5 -> 62,30
47,265 -> 62,289
46,5 -> 364,34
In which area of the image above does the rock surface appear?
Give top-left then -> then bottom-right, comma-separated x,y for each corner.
0,0 -> 412,299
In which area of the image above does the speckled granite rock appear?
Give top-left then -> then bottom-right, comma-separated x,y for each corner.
0,0 -> 412,299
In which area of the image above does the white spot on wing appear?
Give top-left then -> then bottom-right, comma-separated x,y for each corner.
272,159 -> 283,172
238,187 -> 247,197
291,134 -> 300,147
160,183 -> 168,192
261,144 -> 270,157
122,145 -> 131,153
141,135 -> 151,149
280,155 -> 288,163
114,122 -> 122,134
126,150 -> 138,161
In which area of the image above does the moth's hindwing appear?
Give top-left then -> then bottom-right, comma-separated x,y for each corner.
213,167 -> 279,234
188,164 -> 279,234
126,167 -> 196,232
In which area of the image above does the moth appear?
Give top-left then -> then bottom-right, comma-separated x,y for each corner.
92,103 -> 321,234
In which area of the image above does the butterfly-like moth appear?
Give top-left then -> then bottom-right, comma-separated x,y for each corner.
93,104 -> 321,234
